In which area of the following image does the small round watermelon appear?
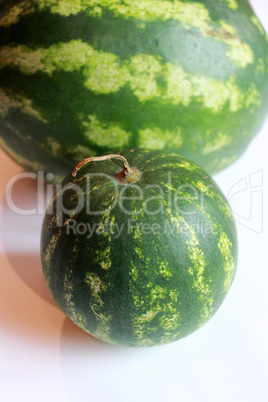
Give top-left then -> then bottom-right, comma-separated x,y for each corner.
41,149 -> 238,347
0,0 -> 268,181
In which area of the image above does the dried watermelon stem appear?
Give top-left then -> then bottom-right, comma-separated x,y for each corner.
72,154 -> 140,183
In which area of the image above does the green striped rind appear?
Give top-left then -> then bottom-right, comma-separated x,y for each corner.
41,149 -> 238,347
0,0 -> 268,180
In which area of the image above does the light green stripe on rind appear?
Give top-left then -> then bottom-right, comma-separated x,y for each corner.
180,219 -> 214,323
63,263 -> 89,332
85,272 -> 106,303
0,88 -> 48,122
46,137 -> 98,160
0,41 -> 261,112
225,41 -> 253,69
194,181 -> 232,218
250,15 -> 266,36
139,128 -> 183,149
165,185 -> 236,300
151,161 -> 203,172
85,272 -> 113,343
218,232 -> 236,292
210,21 -> 254,68
256,58 -> 266,75
165,209 -> 214,324
30,0 -> 213,30
221,0 -> 238,10
1,0 -> 255,68
94,246 -> 112,270
128,215 -> 182,345
82,114 -> 131,148
202,132 -> 232,155
0,0 -> 238,28
90,311 -> 113,342
0,1 -> 35,27
131,284 -> 181,346
42,233 -> 60,293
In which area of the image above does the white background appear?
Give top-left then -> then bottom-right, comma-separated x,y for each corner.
1,1 -> 268,401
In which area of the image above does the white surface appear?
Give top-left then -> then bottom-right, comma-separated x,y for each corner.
1,2 -> 268,401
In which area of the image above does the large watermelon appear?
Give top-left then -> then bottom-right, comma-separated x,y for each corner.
41,149 -> 238,347
0,0 -> 268,181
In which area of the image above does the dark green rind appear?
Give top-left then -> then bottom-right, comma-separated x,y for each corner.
41,149 -> 238,347
1,0 -> 267,181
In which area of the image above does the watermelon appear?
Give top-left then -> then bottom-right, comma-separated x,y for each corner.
41,149 -> 238,347
1,0 -> 267,181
